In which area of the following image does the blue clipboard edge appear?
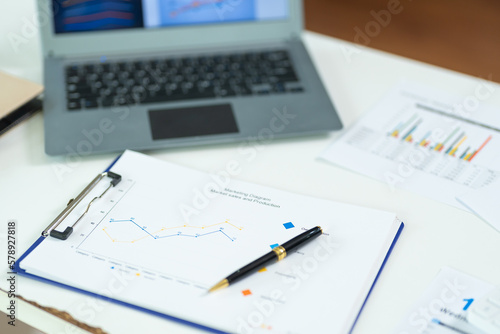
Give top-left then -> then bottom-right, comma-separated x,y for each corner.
13,237 -> 227,333
349,221 -> 405,333
12,152 -> 229,334
104,153 -> 122,172
12,152 -> 404,334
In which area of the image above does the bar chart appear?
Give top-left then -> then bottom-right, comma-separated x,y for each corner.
322,82 -> 500,209
388,105 -> 496,163
367,101 -> 500,189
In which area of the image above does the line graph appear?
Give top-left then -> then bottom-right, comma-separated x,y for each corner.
169,0 -> 225,18
65,160 -> 286,287
103,218 -> 243,243
158,0 -> 255,26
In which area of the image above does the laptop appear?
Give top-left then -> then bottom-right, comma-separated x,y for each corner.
39,0 -> 342,155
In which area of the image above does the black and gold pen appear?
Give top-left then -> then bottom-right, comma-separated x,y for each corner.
208,226 -> 323,292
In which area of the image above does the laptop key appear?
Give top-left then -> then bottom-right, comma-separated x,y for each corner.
84,64 -> 95,73
67,76 -> 80,84
142,94 -> 165,104
235,85 -> 253,96
84,98 -> 98,109
191,89 -> 217,100
272,83 -> 286,94
275,72 -> 298,83
116,96 -> 131,106
67,92 -> 81,100
100,87 -> 113,97
77,87 -> 96,97
289,87 -> 304,93
268,51 -> 287,61
215,86 -> 235,98
66,66 -> 79,76
67,100 -> 81,110
101,97 -> 114,107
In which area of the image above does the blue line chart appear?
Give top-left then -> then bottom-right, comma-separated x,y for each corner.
102,218 -> 242,243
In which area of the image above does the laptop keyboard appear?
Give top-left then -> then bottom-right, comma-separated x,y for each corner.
65,50 -> 304,111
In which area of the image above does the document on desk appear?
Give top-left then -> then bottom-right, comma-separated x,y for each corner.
392,267 -> 495,334
16,150 -> 403,334
320,81 -> 500,210
457,181 -> 500,232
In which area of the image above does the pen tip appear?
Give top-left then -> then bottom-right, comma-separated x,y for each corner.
208,279 -> 229,293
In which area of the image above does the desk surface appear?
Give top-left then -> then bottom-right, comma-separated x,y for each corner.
1,2 -> 500,334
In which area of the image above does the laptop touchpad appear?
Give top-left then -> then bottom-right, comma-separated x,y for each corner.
148,104 -> 239,140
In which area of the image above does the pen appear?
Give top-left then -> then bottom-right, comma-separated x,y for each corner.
208,226 -> 323,292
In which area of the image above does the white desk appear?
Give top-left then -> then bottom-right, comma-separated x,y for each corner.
1,2 -> 500,333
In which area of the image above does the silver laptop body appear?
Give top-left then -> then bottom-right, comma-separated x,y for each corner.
38,0 -> 342,155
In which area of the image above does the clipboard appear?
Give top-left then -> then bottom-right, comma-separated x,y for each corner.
13,153 -> 224,333
14,150 -> 404,334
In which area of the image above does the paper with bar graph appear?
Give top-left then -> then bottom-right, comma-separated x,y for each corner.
321,81 -> 500,209
457,182 -> 500,232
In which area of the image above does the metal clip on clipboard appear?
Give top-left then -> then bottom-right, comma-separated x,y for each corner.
42,171 -> 122,240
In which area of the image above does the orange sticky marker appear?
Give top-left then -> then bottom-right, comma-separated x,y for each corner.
242,289 -> 252,296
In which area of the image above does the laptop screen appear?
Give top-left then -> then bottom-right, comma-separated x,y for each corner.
52,0 -> 289,34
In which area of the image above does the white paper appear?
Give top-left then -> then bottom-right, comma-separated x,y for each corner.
19,150 -> 401,334
320,82 -> 500,210
457,180 -> 500,232
392,267 -> 495,334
